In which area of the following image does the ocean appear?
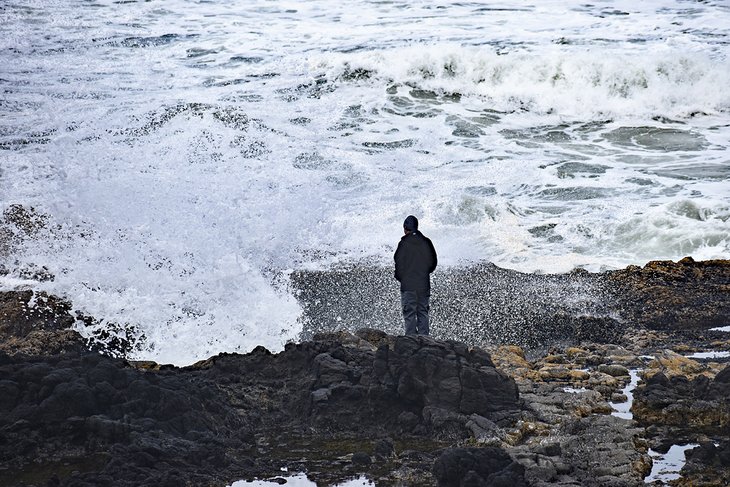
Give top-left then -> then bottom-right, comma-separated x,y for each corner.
1,0 -> 729,364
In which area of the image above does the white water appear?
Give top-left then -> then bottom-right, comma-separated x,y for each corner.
2,0 -> 730,364
685,351 -> 730,359
645,444 -> 699,484
230,474 -> 372,487
610,369 -> 641,421
608,362 -> 717,483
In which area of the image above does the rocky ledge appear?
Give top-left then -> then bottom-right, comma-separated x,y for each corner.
0,291 -> 651,487
631,354 -> 730,487
0,326 -> 659,487
1,257 -> 729,486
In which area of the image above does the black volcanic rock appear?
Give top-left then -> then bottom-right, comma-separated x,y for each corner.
372,335 -> 519,418
432,447 -> 527,487
2,256 -> 728,485
0,330 -> 521,486
0,290 -> 82,356
632,365 -> 730,436
0,350 -> 255,487
680,441 -> 730,486
193,333 -> 521,439
608,257 -> 730,331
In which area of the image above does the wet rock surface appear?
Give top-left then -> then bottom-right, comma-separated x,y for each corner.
676,440 -> 730,487
0,291 -> 83,356
607,257 -> 730,331
0,257 -> 728,486
0,336 -> 653,486
432,447 -> 527,486
1,305 -> 527,487
632,364 -> 730,475
0,315 -> 651,487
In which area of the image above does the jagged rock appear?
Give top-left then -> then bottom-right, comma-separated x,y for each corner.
632,365 -> 730,436
556,415 -> 651,486
0,329 -> 522,486
0,291 -> 83,356
568,370 -> 590,381
0,290 -> 142,358
3,256 -> 727,486
373,437 -> 395,459
643,349 -> 712,380
351,452 -> 371,466
373,335 -> 520,419
0,350 -> 256,487
520,383 -> 613,424
608,257 -> 730,330
489,345 -> 539,382
677,440 -> 730,487
432,447 -> 528,487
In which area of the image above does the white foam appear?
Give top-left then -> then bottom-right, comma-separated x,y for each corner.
710,326 -> 730,333
1,0 -> 729,362
0,276 -> 39,290
315,46 -> 730,120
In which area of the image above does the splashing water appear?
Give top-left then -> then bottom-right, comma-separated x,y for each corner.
1,0 -> 729,363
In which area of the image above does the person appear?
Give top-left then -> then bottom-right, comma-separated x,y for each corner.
394,215 -> 437,335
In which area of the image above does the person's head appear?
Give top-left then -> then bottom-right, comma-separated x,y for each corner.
403,215 -> 418,233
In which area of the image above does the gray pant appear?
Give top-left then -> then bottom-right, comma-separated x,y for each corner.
401,290 -> 430,335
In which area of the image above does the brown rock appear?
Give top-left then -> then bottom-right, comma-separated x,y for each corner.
644,349 -> 710,380
598,364 -> 630,377
0,290 -> 82,356
568,370 -> 590,381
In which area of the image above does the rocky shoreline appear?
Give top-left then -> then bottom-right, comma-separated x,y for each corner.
1,257 -> 729,486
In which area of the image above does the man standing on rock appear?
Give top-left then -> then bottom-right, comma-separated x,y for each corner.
394,215 -> 437,335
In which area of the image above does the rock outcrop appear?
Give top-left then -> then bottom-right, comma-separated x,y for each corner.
0,292 -> 657,487
3,256 -> 728,486
632,365 -> 730,437
0,317 -> 525,486
432,447 -> 528,487
608,257 -> 730,331
0,291 -> 82,356
677,440 -> 730,487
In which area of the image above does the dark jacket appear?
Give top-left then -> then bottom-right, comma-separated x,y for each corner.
394,231 -> 437,291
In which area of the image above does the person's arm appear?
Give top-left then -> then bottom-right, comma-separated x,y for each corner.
428,238 -> 437,273
394,241 -> 403,281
